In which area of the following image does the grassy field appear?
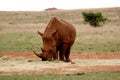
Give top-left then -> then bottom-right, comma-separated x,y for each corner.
0,71 -> 120,80
0,7 -> 120,53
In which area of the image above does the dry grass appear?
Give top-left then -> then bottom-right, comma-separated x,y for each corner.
0,56 -> 120,74
0,7 -> 120,53
0,7 -> 119,33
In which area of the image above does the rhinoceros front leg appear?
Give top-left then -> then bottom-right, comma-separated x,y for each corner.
59,52 -> 65,61
59,44 -> 68,62
53,52 -> 58,60
65,47 -> 71,62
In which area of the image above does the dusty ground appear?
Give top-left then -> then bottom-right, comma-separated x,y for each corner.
0,52 -> 120,75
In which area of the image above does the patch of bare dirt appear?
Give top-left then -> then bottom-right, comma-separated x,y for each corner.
0,52 -> 120,60
0,52 -> 120,75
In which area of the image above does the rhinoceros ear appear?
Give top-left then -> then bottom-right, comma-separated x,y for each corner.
37,31 -> 43,37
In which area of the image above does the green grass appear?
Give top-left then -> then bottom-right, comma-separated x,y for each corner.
72,30 -> 120,53
0,71 -> 120,80
0,32 -> 42,52
0,31 -> 120,53
0,7 -> 120,53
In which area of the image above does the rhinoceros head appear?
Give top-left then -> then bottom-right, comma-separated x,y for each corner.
34,30 -> 58,61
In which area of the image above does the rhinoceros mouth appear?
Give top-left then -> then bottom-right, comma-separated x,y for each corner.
41,58 -> 47,61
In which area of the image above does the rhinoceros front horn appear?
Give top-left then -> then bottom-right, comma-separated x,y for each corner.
33,51 -> 41,58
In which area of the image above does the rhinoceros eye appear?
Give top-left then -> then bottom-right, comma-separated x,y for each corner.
43,36 -> 52,41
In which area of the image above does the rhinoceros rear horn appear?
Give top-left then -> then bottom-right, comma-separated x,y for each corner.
52,30 -> 57,37
37,31 -> 43,37
41,48 -> 45,52
33,51 -> 42,58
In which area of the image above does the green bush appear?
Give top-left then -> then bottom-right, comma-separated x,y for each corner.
82,12 -> 107,27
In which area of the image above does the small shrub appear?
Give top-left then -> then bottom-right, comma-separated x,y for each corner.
82,12 -> 107,27
27,59 -> 35,62
14,57 -> 25,61
9,22 -> 15,25
0,56 -> 12,61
